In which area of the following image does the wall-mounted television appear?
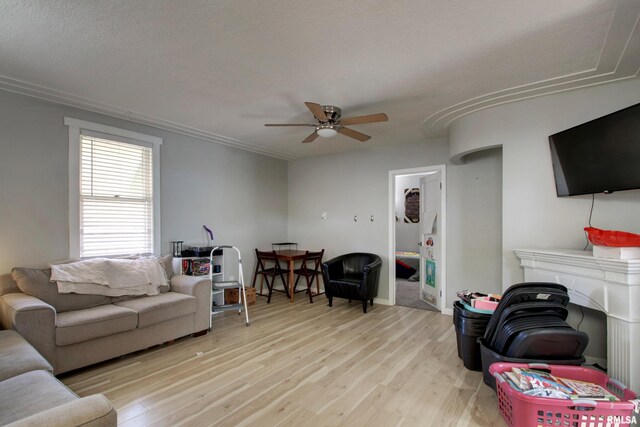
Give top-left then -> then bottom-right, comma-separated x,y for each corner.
549,102 -> 640,197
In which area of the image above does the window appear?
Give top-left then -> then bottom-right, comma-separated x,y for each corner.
79,135 -> 153,257
65,118 -> 161,258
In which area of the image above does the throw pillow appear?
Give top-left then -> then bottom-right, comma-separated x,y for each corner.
12,267 -> 111,313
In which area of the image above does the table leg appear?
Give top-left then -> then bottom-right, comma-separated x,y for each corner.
289,259 -> 295,303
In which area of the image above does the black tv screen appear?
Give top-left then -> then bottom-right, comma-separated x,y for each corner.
549,102 -> 640,197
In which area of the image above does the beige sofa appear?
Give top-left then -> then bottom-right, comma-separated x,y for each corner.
0,267 -> 211,374
0,329 -> 116,426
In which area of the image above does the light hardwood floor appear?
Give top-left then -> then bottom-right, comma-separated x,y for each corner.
61,296 -> 506,427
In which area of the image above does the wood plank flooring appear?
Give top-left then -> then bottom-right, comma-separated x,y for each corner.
60,296 -> 505,427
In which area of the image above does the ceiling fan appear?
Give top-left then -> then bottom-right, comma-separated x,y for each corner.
265,102 -> 388,143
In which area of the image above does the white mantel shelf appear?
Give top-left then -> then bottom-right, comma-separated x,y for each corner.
515,248 -> 640,392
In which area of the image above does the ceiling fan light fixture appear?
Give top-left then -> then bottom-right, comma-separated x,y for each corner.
265,102 -> 386,143
317,126 -> 338,138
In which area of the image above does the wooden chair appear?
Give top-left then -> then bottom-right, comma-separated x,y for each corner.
251,249 -> 289,303
292,250 -> 324,303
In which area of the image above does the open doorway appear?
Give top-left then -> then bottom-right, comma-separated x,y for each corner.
388,165 -> 446,313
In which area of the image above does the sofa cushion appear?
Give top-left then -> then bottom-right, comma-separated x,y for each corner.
114,292 -> 196,328
334,273 -> 364,285
0,370 -> 77,425
0,330 -> 53,382
0,273 -> 20,296
56,304 -> 138,346
12,267 -> 111,313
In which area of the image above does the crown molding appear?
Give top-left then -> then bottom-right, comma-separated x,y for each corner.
0,76 -> 296,161
2,2 -> 637,158
422,0 -> 640,137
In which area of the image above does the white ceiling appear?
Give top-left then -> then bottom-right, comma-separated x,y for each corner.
1,0 -> 639,160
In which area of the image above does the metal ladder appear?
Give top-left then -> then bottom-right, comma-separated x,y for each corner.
210,245 -> 250,326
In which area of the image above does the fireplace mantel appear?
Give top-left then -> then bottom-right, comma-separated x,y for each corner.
515,248 -> 640,392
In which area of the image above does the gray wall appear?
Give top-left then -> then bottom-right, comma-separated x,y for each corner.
0,90 -> 288,278
0,89 -> 505,311
287,140 -> 503,309
449,78 -> 640,288
447,148 -> 503,298
447,79 -> 640,364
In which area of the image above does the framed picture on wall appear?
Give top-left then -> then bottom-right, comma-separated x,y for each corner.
404,187 -> 419,223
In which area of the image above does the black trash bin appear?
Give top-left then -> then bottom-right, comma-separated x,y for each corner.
453,301 -> 492,371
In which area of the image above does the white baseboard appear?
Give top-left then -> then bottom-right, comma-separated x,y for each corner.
375,297 -> 452,314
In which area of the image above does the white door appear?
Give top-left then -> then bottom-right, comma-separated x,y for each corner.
419,172 -> 441,310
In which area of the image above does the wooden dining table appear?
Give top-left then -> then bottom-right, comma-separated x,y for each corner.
274,249 -> 307,303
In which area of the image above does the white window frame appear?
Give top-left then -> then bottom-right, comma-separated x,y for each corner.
65,117 -> 162,258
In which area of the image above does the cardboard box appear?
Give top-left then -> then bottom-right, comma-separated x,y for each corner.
224,287 -> 256,305
472,296 -> 499,311
593,245 -> 640,259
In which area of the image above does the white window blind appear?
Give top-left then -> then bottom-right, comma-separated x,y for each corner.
79,134 -> 153,257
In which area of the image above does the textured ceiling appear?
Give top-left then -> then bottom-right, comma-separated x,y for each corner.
1,0 -> 639,160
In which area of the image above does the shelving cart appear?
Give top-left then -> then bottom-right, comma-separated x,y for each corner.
209,246 -> 250,327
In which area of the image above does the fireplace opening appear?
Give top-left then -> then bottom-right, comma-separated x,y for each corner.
567,303 -> 608,370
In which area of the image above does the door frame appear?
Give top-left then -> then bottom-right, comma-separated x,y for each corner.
388,164 -> 447,314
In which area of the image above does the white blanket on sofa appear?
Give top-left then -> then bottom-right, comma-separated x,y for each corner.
51,257 -> 167,296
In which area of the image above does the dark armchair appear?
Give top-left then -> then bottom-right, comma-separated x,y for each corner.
321,253 -> 382,313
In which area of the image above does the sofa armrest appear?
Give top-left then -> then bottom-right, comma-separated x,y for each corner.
0,294 -> 56,369
170,275 -> 211,332
362,257 -> 382,298
322,257 -> 345,281
364,256 -> 382,273
0,330 -> 53,381
361,256 -> 381,282
170,274 -> 209,295
6,394 -> 117,427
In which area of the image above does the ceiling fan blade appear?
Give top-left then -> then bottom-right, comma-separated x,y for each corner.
301,131 -> 319,143
265,123 -> 315,127
304,102 -> 328,122
340,113 -> 388,126
338,127 -> 371,142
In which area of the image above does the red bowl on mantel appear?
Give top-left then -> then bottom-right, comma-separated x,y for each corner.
584,227 -> 640,247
